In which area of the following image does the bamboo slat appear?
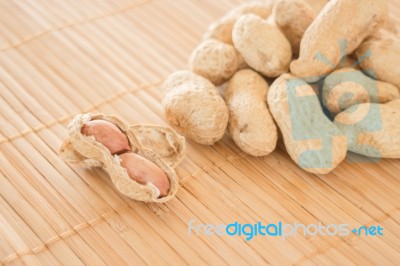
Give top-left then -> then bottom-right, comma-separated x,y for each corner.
1,0 -> 400,265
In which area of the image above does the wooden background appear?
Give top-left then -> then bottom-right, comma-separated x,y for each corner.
0,0 -> 399,265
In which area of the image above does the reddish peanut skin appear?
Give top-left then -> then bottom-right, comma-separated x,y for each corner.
81,120 -> 130,155
120,153 -> 170,197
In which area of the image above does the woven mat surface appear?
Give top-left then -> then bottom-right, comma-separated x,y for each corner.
1,0 -> 400,265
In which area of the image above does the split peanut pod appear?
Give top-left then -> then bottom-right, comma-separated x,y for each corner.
59,113 -> 186,202
129,123 -> 186,169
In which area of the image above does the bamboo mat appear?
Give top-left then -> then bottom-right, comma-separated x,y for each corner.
1,0 -> 400,265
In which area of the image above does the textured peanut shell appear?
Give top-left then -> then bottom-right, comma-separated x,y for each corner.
188,39 -> 242,85
334,103 -> 400,158
130,124 -> 186,168
232,14 -> 292,78
335,56 -> 359,70
268,74 -> 347,174
161,71 -> 229,145
59,113 -> 185,202
61,118 -> 185,169
273,0 -> 315,57
225,69 -> 277,156
290,0 -> 388,82
322,68 -> 400,114
303,0 -> 328,15
382,18 -> 398,34
60,139 -> 103,168
203,1 -> 274,44
356,31 -> 400,89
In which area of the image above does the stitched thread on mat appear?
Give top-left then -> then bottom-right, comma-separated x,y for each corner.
1,199 -> 397,264
1,146 -> 398,264
292,209 -> 398,265
0,77 -> 241,263
0,80 -> 162,145
0,204 -> 134,264
0,0 -> 152,53
0,154 -> 245,264
179,151 -> 247,185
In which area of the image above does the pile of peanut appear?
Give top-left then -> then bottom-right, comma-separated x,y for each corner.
161,0 -> 400,174
59,114 -> 185,202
